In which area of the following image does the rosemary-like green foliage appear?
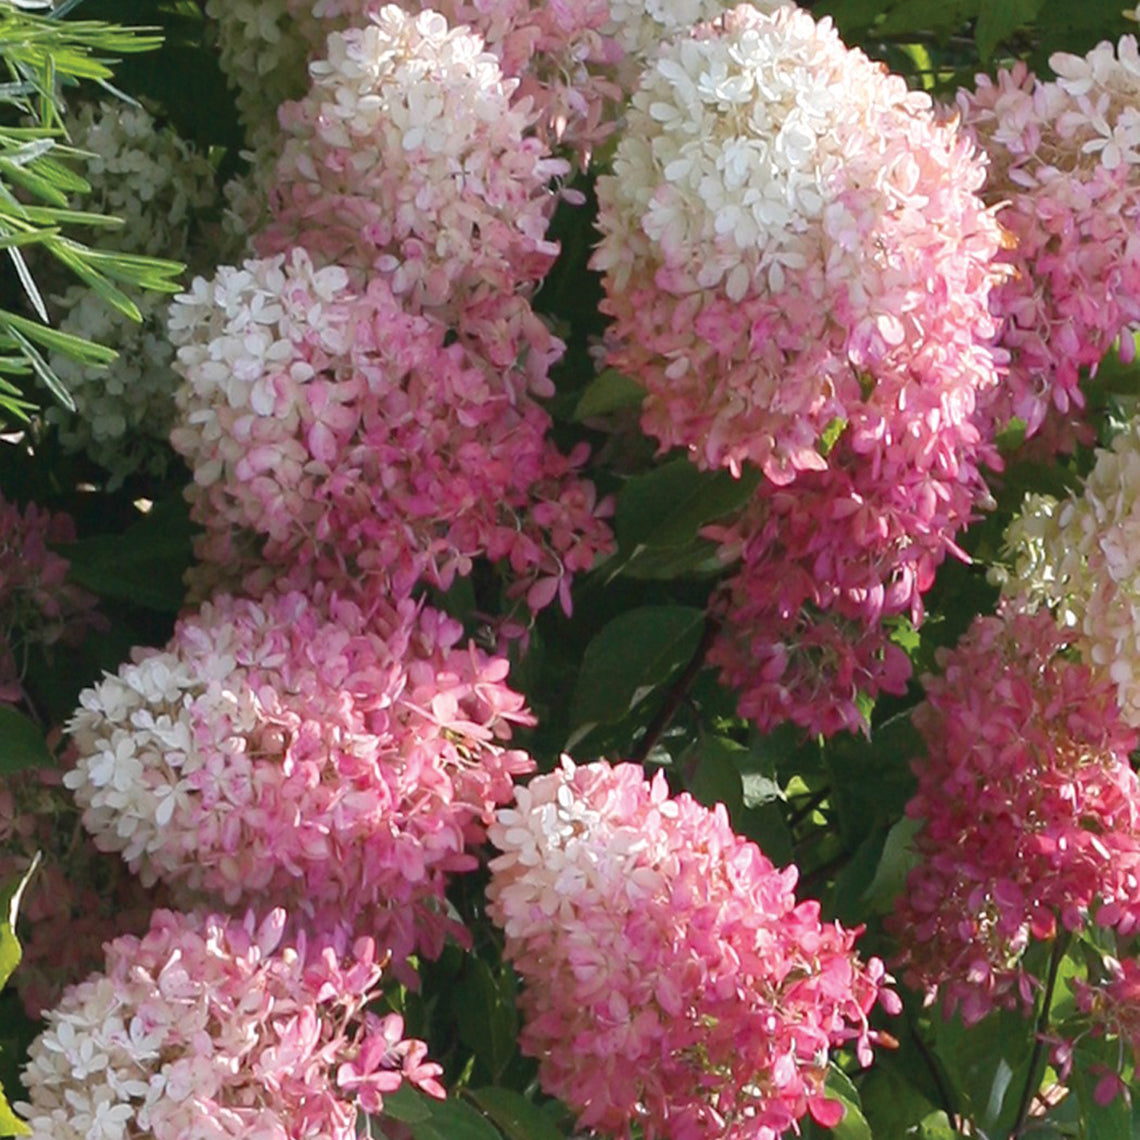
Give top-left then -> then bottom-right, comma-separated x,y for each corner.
0,0 -> 184,425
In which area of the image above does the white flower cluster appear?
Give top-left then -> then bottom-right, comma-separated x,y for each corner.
17,972 -> 162,1140
64,634 -> 232,891
47,290 -> 178,485
46,102 -> 217,482
1000,421 -> 1140,725
593,4 -> 934,302
167,250 -> 355,534
204,0 -> 324,148
604,0 -> 791,64
1049,36 -> 1140,172
64,101 -> 216,262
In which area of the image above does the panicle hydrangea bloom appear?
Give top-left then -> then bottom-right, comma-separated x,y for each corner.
889,607 -> 1140,1026
44,101 -> 217,482
593,4 -> 1006,486
204,0 -> 326,147
487,757 -> 899,1140
48,290 -> 181,485
17,907 -> 445,1140
704,409 -> 995,735
60,101 -> 217,262
0,762 -> 164,1018
0,493 -> 101,706
959,36 -> 1140,451
168,250 -> 612,613
999,420 -> 1140,726
262,8 -> 568,326
65,588 -> 535,967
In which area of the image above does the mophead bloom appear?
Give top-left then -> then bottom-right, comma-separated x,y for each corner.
593,3 -> 1005,485
488,757 -> 898,1139
890,607 -> 1140,1025
65,588 -> 534,966
17,907 -> 445,1140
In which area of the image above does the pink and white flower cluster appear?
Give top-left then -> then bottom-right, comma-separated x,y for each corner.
488,758 -> 898,1139
594,4 -> 1005,733
890,607 -> 1140,1025
262,9 -> 568,319
960,35 -> 1140,452
17,907 -> 444,1140
0,492 -> 101,707
1000,419 -> 1140,727
169,249 -> 611,611
65,588 -> 534,968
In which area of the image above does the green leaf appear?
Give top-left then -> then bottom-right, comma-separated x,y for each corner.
0,707 -> 52,774
467,1089 -> 564,1140
877,0 -> 979,36
63,499 -> 194,612
1069,1037 -> 1133,1140
407,1096 -> 503,1140
380,1085 -> 436,1125
455,960 -> 518,1084
975,0 -> 1045,59
862,815 -> 922,914
926,1005 -> 1035,1136
570,606 -> 705,728
616,458 -> 759,551
573,369 -> 644,420
0,855 -> 39,992
685,737 -> 746,827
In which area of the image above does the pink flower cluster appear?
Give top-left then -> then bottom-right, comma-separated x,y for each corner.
17,907 -> 444,1140
0,762 -> 163,1018
959,36 -> 1140,452
65,588 -> 534,969
593,5 -> 1006,734
0,492 -> 102,706
169,250 -> 612,612
889,607 -> 1140,1025
487,758 -> 898,1140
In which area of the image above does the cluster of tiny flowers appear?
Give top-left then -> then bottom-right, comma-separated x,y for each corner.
45,101 -> 217,482
17,907 -> 445,1140
0,763 -> 163,1018
61,101 -> 217,262
262,9 -> 567,333
0,493 -> 101,706
889,607 -> 1140,1026
593,3 -> 1005,484
999,420 -> 1140,726
959,36 -> 1140,451
65,588 -> 534,967
204,0 -> 326,147
487,758 -> 898,1140
168,250 -> 612,612
49,290 -> 181,485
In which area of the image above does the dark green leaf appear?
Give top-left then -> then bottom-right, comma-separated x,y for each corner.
975,0 -> 1045,59
64,499 -> 194,612
570,606 -> 704,728
455,960 -> 518,1083
467,1089 -> 564,1140
616,458 -> 758,551
0,707 -> 52,774
408,1096 -> 503,1140
573,370 -> 644,420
